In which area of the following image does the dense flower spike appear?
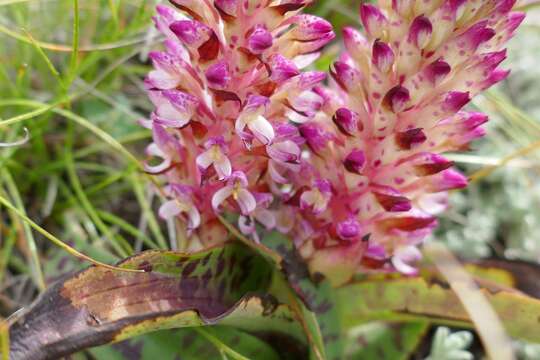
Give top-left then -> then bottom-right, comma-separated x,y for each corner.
284,0 -> 523,284
144,1 -> 334,248
144,0 -> 523,285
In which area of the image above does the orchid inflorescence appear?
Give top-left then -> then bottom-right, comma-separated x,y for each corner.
143,0 -> 523,284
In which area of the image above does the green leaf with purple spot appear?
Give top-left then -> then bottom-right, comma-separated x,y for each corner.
8,243 -> 306,360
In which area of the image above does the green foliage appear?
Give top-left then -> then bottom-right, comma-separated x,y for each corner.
344,322 -> 429,359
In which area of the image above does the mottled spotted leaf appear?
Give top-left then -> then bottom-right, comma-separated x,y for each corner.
263,232 -> 343,360
8,243 -> 306,360
90,326 -> 283,360
338,261 -> 540,343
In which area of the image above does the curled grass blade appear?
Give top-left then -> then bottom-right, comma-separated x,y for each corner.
0,99 -> 142,167
0,319 -> 8,360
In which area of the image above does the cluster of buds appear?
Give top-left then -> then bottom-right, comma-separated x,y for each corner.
143,0 -> 523,285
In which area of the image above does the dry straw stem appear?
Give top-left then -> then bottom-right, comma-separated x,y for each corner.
424,242 -> 515,360
469,139 -> 540,182
0,318 -> 8,360
0,23 -> 159,52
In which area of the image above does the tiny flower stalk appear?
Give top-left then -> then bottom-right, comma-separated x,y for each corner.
144,0 -> 523,285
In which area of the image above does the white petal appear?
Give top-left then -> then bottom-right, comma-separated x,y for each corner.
195,149 -> 214,170
212,186 -> 233,212
214,155 -> 232,180
392,246 -> 422,275
187,206 -> 201,229
158,200 -> 182,219
146,143 -> 165,158
248,115 -> 275,144
236,189 -> 257,215
286,109 -> 310,124
235,117 -> 246,136
144,158 -> 171,174
391,256 -> 418,275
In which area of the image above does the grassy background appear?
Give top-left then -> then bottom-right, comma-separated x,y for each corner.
0,0 -> 540,357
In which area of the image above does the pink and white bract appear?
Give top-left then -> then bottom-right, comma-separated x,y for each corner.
144,0 -> 523,285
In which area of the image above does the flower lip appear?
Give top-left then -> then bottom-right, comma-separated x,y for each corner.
196,136 -> 232,180
236,95 -> 275,145
300,179 -> 332,214
211,171 -> 256,215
